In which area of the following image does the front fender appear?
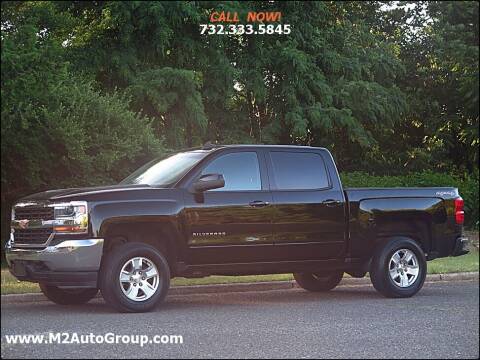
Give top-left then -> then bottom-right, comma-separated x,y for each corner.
90,200 -> 184,238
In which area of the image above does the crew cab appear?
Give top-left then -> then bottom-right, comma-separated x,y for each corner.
6,145 -> 469,312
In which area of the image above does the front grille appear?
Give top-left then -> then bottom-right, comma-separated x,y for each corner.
13,205 -> 54,246
15,206 -> 54,220
14,228 -> 52,245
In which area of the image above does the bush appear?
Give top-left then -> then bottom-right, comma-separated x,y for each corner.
341,171 -> 479,229
1,20 -> 165,197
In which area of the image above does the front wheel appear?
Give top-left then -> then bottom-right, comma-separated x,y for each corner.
39,284 -> 98,305
99,242 -> 170,313
294,271 -> 343,292
370,237 -> 427,298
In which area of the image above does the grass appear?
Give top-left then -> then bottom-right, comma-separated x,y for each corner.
426,251 -> 479,274
1,273 -> 39,295
2,250 -> 478,295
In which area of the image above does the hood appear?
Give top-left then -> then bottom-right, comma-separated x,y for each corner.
19,184 -> 154,202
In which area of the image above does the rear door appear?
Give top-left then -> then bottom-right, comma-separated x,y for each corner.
266,149 -> 347,260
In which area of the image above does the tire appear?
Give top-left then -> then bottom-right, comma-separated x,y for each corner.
39,284 -> 98,305
99,242 -> 170,313
370,237 -> 426,298
294,271 -> 343,292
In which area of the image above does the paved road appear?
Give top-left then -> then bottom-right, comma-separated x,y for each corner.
1,280 -> 479,359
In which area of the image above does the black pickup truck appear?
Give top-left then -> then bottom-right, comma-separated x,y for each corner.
6,145 -> 469,312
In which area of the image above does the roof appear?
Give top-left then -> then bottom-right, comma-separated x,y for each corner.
201,143 -> 327,151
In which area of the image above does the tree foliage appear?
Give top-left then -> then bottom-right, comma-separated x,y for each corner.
1,1 -> 478,236
367,1 -> 479,173
1,1 -> 163,202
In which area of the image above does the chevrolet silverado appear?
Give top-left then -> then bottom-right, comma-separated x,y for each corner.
6,145 -> 469,312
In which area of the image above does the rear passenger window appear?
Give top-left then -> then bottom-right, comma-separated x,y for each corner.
270,152 -> 329,190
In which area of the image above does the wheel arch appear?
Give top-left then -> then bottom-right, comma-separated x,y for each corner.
100,220 -> 183,275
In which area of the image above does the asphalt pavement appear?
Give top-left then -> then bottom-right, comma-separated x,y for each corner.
1,280 -> 479,359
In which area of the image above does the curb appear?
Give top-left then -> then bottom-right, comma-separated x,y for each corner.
1,272 -> 478,305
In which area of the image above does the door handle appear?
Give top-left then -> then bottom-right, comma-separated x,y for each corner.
249,200 -> 270,208
322,199 -> 341,207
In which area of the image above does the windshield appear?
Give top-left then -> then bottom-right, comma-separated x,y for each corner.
120,151 -> 209,186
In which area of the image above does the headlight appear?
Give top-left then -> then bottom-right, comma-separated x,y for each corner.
53,201 -> 88,233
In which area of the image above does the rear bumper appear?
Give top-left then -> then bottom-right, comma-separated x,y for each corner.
5,238 -> 103,287
452,236 -> 469,257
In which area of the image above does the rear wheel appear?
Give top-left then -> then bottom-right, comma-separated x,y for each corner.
294,271 -> 343,292
370,237 -> 426,298
99,242 -> 170,313
39,284 -> 98,305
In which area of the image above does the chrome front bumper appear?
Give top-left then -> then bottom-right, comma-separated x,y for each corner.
6,239 -> 104,272
5,239 -> 104,287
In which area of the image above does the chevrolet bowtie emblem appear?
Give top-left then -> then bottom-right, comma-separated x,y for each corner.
18,219 -> 30,229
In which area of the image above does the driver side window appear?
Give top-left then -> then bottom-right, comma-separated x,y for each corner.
201,152 -> 261,191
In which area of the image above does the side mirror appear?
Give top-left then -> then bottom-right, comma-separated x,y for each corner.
191,173 -> 225,192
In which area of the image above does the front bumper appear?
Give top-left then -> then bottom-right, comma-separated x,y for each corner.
5,238 -> 104,287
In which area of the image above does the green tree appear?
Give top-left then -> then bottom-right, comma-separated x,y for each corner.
1,1 -> 164,241
424,1 -> 479,172
371,1 -> 479,173
229,1 -> 407,171
1,1 -> 479,244
46,1 -> 410,168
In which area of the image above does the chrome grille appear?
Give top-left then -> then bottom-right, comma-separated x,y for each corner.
14,206 -> 54,220
13,204 -> 54,247
14,228 -> 52,245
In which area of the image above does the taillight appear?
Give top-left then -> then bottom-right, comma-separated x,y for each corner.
454,197 -> 464,225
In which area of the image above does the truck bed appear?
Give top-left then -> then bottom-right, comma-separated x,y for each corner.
344,186 -> 462,260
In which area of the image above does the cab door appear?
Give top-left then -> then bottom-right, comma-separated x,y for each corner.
182,149 -> 274,264
266,149 -> 347,261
